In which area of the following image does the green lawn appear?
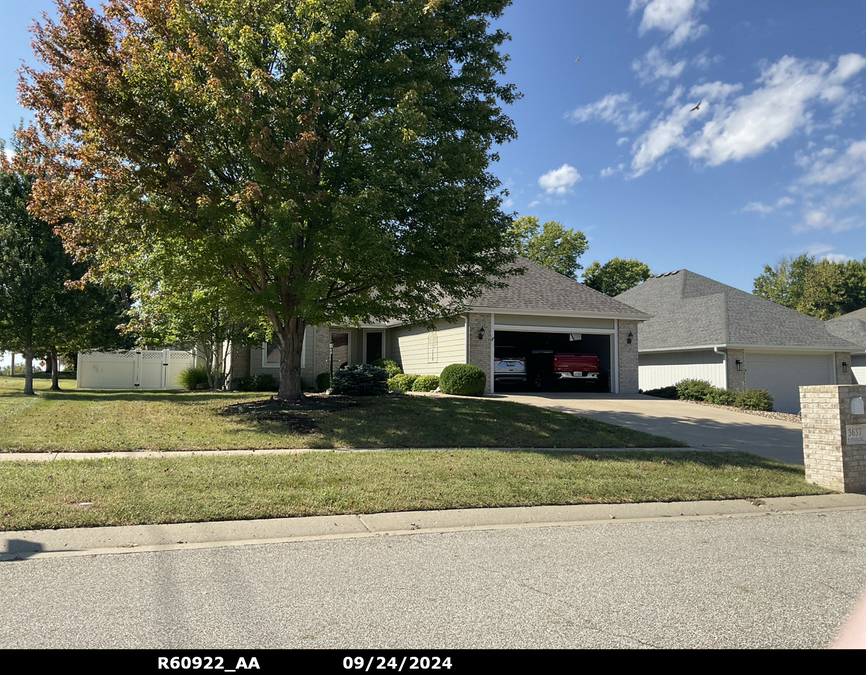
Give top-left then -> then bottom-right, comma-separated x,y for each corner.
0,450 -> 829,531
0,375 -> 684,452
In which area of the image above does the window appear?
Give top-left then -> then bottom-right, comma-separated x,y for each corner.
262,334 -> 306,368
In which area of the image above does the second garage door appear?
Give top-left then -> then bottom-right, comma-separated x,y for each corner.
745,352 -> 835,413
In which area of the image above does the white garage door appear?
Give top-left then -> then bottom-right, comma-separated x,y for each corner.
745,352 -> 835,413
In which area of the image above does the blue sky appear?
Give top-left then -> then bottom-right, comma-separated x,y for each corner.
1,1 -> 865,303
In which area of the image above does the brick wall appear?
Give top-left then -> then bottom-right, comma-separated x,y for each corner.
800,384 -> 866,492
836,352 -> 854,385
725,348 -> 746,390
466,313 -> 493,394
617,320 -> 639,394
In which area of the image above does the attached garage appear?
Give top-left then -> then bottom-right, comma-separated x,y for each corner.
745,352 -> 836,413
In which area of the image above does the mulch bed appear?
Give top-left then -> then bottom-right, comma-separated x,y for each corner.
219,394 -> 360,433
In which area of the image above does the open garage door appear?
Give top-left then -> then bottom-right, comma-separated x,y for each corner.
494,330 -> 613,393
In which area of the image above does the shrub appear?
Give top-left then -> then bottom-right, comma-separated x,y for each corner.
330,364 -> 388,396
643,385 -> 678,399
704,387 -> 736,406
388,373 -> 419,392
439,364 -> 486,396
412,375 -> 440,392
734,388 -> 774,411
233,373 -> 279,392
316,372 -> 331,391
371,358 -> 403,378
675,379 -> 715,401
178,365 -> 211,390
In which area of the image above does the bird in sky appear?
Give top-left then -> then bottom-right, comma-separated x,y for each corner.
690,100 -> 702,111
575,55 -> 580,62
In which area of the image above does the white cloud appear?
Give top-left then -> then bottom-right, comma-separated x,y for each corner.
617,137 -> 630,146
528,200 -> 540,208
2,148 -> 13,162
824,253 -> 851,262
801,140 -> 866,186
741,196 -> 796,214
567,93 -> 649,132
632,46 -> 686,84
502,197 -> 514,209
629,54 -> 866,176
688,55 -> 865,166
630,0 -> 709,48
600,164 -> 626,178
538,164 -> 581,194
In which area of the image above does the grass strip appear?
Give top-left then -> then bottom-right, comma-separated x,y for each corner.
0,450 -> 829,531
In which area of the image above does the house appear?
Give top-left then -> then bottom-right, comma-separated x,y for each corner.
615,269 -> 859,413
827,307 -> 866,384
231,257 -> 650,394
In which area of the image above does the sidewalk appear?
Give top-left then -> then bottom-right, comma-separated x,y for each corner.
5,493 -> 866,561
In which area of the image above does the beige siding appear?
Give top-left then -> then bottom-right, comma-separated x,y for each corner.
494,314 -> 614,330
638,350 -> 726,391
852,354 -> 866,385
389,318 -> 467,375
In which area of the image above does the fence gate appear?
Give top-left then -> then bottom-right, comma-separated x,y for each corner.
77,349 -> 195,390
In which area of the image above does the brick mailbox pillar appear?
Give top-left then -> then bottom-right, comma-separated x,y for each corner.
800,384 -> 866,493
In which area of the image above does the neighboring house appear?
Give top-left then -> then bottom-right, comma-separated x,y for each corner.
827,307 -> 866,384
232,257 -> 650,394
616,269 -> 859,413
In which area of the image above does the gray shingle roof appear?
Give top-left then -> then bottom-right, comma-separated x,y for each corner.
827,307 -> 866,350
470,257 -> 650,318
616,269 -> 859,351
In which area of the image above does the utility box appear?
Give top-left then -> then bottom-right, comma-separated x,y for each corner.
800,384 -> 866,492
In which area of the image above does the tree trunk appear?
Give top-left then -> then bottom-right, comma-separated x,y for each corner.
276,317 -> 306,401
23,346 -> 34,395
49,347 -> 60,391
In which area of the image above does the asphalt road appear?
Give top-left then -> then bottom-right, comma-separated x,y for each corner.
3,506 -> 866,650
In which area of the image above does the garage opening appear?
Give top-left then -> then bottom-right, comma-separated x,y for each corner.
494,330 -> 612,392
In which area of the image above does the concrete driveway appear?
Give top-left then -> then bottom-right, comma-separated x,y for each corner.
492,392 -> 803,464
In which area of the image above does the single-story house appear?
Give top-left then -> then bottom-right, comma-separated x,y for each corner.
231,256 -> 650,394
827,307 -> 866,384
615,269 -> 859,413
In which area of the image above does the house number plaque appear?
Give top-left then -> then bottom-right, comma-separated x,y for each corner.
847,425 -> 866,445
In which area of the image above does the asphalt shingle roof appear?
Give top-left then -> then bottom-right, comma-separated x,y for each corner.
470,257 -> 650,318
616,269 -> 859,351
827,307 -> 866,351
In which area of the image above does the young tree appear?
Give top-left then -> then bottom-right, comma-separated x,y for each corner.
19,0 -> 520,400
0,160 -> 126,393
583,257 -> 652,297
506,215 -> 588,279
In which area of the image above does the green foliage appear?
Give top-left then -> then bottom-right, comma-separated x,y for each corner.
734,388 -> 774,411
583,257 -> 652,296
178,366 -> 212,391
507,215 -> 588,279
372,359 -> 403,378
0,159 -> 126,394
233,373 -> 280,392
316,372 -> 331,392
20,0 -> 520,400
388,373 -> 419,393
704,387 -> 737,406
675,379 -> 716,401
330,365 -> 389,396
439,364 -> 486,397
412,375 -> 440,392
753,255 -> 866,319
642,385 -> 678,399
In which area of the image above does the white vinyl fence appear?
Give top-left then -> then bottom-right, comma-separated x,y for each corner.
77,349 -> 195,390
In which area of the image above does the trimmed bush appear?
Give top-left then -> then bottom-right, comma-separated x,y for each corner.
704,387 -> 736,406
233,373 -> 279,392
439,364 -> 486,396
412,375 -> 440,392
316,372 -> 331,391
388,373 -> 419,393
675,379 -> 715,401
643,385 -> 678,399
734,388 -> 774,411
178,365 -> 211,390
330,364 -> 388,396
371,358 -> 403,378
